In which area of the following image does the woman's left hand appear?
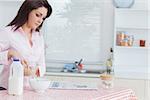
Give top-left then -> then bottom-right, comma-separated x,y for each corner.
21,60 -> 33,76
24,66 -> 32,76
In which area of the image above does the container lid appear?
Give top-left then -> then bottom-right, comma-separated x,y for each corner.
13,58 -> 19,61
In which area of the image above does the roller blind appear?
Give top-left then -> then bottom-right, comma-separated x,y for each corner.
44,0 -> 104,66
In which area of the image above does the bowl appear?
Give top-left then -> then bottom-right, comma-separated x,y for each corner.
113,0 -> 134,8
29,77 -> 50,93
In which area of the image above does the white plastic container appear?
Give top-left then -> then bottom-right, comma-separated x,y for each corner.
8,58 -> 23,95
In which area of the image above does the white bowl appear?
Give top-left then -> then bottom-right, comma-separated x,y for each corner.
29,77 -> 50,93
113,0 -> 134,8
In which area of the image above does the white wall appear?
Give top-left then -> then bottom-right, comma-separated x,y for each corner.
101,0 -> 114,61
0,1 -> 22,28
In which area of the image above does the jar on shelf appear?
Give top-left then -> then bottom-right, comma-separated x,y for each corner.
116,31 -> 130,46
139,40 -> 146,47
116,31 -> 125,46
128,35 -> 134,46
120,38 -> 129,46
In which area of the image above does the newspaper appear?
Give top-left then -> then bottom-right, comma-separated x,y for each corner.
49,81 -> 98,90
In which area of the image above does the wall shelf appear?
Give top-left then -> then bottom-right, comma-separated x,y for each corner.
113,5 -> 149,80
115,9 -> 150,12
115,46 -> 149,50
116,27 -> 150,30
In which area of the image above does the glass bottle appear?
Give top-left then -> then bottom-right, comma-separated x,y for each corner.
102,48 -> 114,89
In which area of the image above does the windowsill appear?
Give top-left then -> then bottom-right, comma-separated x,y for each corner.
46,71 -> 150,80
45,71 -> 100,78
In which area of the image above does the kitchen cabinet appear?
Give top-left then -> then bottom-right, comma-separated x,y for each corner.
113,1 -> 150,79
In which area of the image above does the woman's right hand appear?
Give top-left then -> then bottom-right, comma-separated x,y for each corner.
7,49 -> 21,60
8,49 -> 32,76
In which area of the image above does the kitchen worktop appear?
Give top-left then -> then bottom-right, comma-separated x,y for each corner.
0,84 -> 137,100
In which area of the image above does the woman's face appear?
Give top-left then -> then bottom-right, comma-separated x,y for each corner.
26,7 -> 48,30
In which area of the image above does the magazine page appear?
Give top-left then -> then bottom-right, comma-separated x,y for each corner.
49,81 -> 98,90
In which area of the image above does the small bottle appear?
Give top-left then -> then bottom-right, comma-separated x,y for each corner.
106,48 -> 113,74
8,58 -> 23,95
103,48 -> 114,89
106,48 -> 115,80
128,35 -> 134,46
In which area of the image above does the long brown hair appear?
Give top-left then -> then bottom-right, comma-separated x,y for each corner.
7,0 -> 52,32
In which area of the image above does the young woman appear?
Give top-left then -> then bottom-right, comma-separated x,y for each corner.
0,0 -> 52,90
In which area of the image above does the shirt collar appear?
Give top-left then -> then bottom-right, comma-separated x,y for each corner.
12,26 -> 40,36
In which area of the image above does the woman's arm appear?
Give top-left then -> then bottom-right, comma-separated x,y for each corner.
0,29 -> 10,65
0,29 -> 23,65
0,51 -> 9,65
